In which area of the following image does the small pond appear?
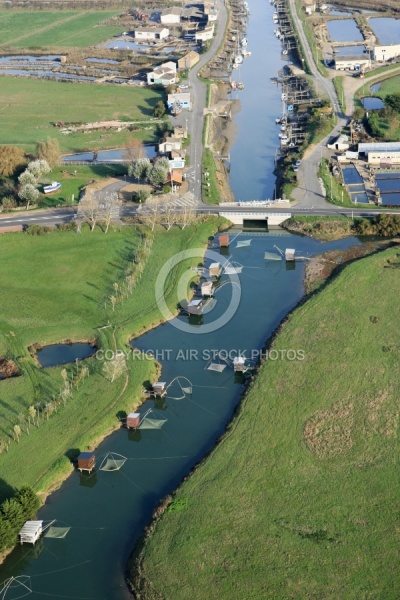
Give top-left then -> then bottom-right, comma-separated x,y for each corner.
62,146 -> 157,163
0,54 -> 62,63
370,82 -> 381,92
106,40 -> 148,52
327,19 -> 363,42
369,18 -> 400,45
36,343 -> 97,368
0,70 -> 97,82
361,96 -> 384,110
326,5 -> 351,16
381,193 -> 400,206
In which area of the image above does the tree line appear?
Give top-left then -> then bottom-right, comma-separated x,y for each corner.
0,487 -> 40,553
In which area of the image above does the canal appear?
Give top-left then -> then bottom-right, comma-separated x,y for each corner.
0,231 -> 362,599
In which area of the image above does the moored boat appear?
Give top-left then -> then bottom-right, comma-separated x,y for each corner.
43,181 -> 61,194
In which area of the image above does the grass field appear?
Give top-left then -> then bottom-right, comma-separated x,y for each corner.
0,219 -> 221,501
131,246 -> 400,599
0,10 -> 121,48
0,77 -> 163,152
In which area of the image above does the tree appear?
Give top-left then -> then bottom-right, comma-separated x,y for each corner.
99,192 -> 122,233
78,190 -> 101,231
385,92 -> 400,114
18,184 -> 39,209
128,158 -> 151,182
102,354 -> 127,383
154,100 -> 166,118
148,164 -> 168,188
0,146 -> 25,177
18,170 -> 36,187
123,138 -> 145,163
133,189 -> 150,204
156,156 -> 170,171
27,159 -> 51,180
13,425 -> 21,443
36,138 -> 60,168
139,202 -> 161,231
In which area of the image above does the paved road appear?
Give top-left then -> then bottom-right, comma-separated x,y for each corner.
175,0 -> 228,201
287,0 -> 348,210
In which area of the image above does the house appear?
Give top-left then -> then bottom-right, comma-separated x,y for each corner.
195,24 -> 214,43
147,61 -> 177,85
158,136 -> 182,153
170,149 -> 185,160
167,92 -> 191,110
178,50 -> 200,70
334,54 -> 370,70
373,44 -> 400,62
161,7 -> 182,25
204,2 -> 218,22
181,6 -> 206,22
165,169 -> 183,187
327,134 -> 350,152
134,27 -> 169,41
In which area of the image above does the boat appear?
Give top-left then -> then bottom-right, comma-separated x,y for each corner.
275,117 -> 282,124
232,63 -> 239,69
234,53 -> 243,64
282,49 -> 288,55
43,181 -> 61,194
237,82 -> 245,90
241,37 -> 248,47
242,50 -> 251,57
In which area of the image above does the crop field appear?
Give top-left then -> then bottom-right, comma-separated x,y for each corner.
0,10 -> 121,48
0,219 -> 221,500
0,77 -> 163,152
132,247 -> 400,599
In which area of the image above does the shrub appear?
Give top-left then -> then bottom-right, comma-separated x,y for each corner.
0,487 -> 40,552
25,224 -> 51,235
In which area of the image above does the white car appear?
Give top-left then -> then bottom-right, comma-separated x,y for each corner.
179,84 -> 189,89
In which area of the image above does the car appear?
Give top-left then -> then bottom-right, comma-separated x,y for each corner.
295,159 -> 302,167
293,166 -> 299,172
179,84 -> 189,89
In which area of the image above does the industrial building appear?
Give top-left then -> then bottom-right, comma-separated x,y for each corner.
373,44 -> 400,62
134,27 -> 169,41
358,142 -> 400,165
334,54 -> 371,70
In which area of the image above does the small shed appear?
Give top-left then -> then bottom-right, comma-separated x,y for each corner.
19,521 -> 43,545
127,412 -> 141,429
187,298 -> 205,315
285,248 -> 296,261
219,234 -> 229,248
201,281 -> 214,297
209,262 -> 221,277
153,381 -> 167,397
233,356 -> 246,372
77,452 -> 96,473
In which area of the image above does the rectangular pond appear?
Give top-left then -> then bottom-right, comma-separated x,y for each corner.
336,45 -> 366,55
369,18 -> 400,45
342,166 -> 363,184
327,19 -> 363,42
381,192 -> 400,206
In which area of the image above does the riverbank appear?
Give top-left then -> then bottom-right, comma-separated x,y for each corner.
0,218 -> 223,562
128,242 -> 400,599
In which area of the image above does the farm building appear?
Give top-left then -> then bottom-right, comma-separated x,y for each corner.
167,92 -> 192,110
161,7 -> 182,25
358,142 -> 400,165
178,50 -> 200,70
373,44 -> 400,62
334,54 -> 370,70
134,27 -> 169,41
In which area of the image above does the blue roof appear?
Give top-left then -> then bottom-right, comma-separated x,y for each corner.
358,142 -> 400,153
78,452 -> 94,459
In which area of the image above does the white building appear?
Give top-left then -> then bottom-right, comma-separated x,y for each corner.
134,27 -> 169,41
161,7 -> 182,25
359,142 -> 400,165
147,61 -> 177,85
373,44 -> 400,62
334,54 -> 371,70
158,136 -> 182,153
195,24 -> 214,43
167,92 -> 191,110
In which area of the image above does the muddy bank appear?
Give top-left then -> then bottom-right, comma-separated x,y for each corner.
283,217 -> 354,241
0,358 -> 20,380
304,239 -> 398,294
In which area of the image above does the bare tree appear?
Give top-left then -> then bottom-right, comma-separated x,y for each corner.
162,203 -> 176,231
100,192 -> 122,233
13,424 -> 21,443
102,354 -> 127,383
179,206 -> 197,229
140,202 -> 161,231
123,138 -> 145,163
78,190 -> 100,231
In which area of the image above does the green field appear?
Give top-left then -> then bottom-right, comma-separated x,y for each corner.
0,77 -> 163,152
131,246 -> 400,599
376,75 -> 400,97
0,10 -> 121,48
0,219 -> 220,501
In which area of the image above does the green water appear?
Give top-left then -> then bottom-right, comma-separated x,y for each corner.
0,231 -> 361,599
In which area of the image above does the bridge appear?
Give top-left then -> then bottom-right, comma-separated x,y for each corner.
218,211 -> 291,225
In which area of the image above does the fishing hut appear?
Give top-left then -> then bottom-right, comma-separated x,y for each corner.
219,234 -> 229,248
201,281 -> 214,297
153,381 -> 167,397
77,452 -> 96,473
285,248 -> 296,261
19,521 -> 43,545
233,356 -> 247,372
126,412 -> 141,429
209,262 -> 222,277
187,298 -> 206,315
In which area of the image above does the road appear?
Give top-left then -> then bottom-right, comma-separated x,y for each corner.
287,0 -> 347,209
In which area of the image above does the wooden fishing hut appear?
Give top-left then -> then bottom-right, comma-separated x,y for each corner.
77,451 -> 96,473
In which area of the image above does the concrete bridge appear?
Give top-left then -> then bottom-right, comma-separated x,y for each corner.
218,211 -> 291,226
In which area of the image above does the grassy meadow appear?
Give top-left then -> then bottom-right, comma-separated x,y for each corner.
0,10 -> 121,48
0,77 -> 163,152
131,246 -> 400,599
0,219 -> 221,500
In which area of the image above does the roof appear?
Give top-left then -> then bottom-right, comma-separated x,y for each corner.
19,521 -> 43,536
127,412 -> 140,418
188,299 -> 203,306
180,50 -> 200,61
168,92 -> 191,102
154,381 -> 167,386
209,262 -> 220,269
335,55 -> 369,62
78,451 -> 95,459
136,27 -> 169,34
359,142 -> 400,153
166,170 -> 183,183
